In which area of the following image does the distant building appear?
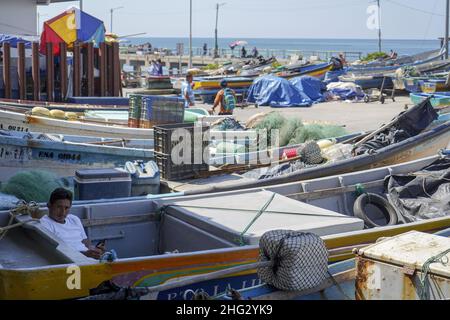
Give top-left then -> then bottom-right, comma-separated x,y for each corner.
0,0 -> 73,36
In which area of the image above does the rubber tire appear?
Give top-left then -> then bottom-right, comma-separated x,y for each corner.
353,193 -> 398,228
380,96 -> 385,104
364,95 -> 370,103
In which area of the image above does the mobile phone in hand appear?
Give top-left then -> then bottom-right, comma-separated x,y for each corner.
96,239 -> 106,248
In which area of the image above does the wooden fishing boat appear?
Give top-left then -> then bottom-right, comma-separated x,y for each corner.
277,62 -> 334,80
348,49 -> 444,74
410,92 -> 450,109
0,106 -> 241,140
172,100 -> 450,195
217,229 -> 450,300
2,154 -> 450,300
0,130 -> 154,181
419,78 -> 450,93
338,74 -> 393,90
0,98 -> 130,112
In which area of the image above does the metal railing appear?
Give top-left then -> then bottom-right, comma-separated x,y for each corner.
120,46 -> 363,62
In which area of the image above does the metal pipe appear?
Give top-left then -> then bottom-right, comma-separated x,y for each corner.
377,0 -> 382,53
189,0 -> 193,69
446,0 -> 449,59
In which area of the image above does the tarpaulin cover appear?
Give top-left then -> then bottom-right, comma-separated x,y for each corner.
0,34 -> 32,48
40,7 -> 105,55
385,154 -> 450,222
289,76 -> 326,103
247,75 -> 313,107
326,82 -> 365,100
354,99 -> 438,155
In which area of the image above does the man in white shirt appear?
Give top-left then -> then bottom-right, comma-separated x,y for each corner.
40,188 -> 105,259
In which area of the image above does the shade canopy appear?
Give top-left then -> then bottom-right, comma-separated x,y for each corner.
40,7 -> 105,54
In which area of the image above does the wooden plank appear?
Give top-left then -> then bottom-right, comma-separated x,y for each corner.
112,42 -> 120,96
59,43 -> 67,101
73,42 -> 81,97
32,42 -> 40,101
99,42 -> 107,96
2,42 -> 11,99
107,44 -> 113,96
45,43 -> 54,102
17,42 -> 26,100
86,42 -> 94,96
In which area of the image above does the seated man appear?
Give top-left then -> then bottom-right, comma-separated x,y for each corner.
210,80 -> 237,116
40,188 -> 105,259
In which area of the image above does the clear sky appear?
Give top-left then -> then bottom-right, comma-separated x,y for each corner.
38,0 -> 448,40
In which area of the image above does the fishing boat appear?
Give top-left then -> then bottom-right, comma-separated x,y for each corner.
0,98 -> 130,112
277,62 -> 334,80
166,99 -> 450,195
338,74 -> 393,90
348,49 -> 445,74
217,229 -> 450,300
2,154 -> 450,300
410,92 -> 450,110
0,130 -> 154,181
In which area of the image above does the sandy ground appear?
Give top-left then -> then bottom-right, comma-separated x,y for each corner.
124,87 -> 413,133
198,95 -> 411,133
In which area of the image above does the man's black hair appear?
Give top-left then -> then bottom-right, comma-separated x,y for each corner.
49,188 -> 73,205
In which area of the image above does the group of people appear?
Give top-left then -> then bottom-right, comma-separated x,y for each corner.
149,59 -> 164,76
182,73 -> 236,116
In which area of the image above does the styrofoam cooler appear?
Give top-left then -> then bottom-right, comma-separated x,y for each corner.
74,169 -> 131,200
125,160 -> 160,196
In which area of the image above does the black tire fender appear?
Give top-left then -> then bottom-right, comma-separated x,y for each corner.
353,193 -> 398,228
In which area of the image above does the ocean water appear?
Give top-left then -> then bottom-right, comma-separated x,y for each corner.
124,37 -> 442,57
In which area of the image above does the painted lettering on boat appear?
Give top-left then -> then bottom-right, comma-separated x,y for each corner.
0,146 -> 30,160
160,276 -> 263,300
0,123 -> 29,132
37,151 -> 81,161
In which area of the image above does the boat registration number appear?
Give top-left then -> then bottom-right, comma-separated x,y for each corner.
0,123 -> 29,132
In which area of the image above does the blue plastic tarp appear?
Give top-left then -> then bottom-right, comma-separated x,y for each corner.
328,87 -> 365,100
289,76 -> 326,103
247,75 -> 313,108
0,34 -> 32,48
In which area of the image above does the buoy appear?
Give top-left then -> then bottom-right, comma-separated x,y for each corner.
31,107 -> 50,117
65,112 -> 78,121
49,109 -> 66,119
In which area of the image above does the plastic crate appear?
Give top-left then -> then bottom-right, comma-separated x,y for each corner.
154,122 -> 210,155
140,95 -> 185,128
155,152 -> 209,180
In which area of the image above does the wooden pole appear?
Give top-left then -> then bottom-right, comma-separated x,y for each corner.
59,43 -> 67,101
17,42 -> 26,100
86,42 -> 94,96
45,43 -> 54,102
107,44 -> 113,96
32,42 -> 40,101
112,42 -> 120,96
2,42 -> 11,99
99,42 -> 107,96
73,42 -> 81,97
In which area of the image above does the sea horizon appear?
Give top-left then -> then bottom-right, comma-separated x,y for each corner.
123,37 -> 442,56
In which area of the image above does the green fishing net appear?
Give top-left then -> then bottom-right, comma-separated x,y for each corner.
254,112 -> 347,146
1,170 -> 72,203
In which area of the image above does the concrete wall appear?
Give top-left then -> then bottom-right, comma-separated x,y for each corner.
0,0 -> 37,36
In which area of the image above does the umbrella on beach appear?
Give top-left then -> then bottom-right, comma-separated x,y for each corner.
229,40 -> 248,49
40,7 -> 105,55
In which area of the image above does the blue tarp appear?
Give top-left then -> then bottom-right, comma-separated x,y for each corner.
0,34 -> 32,48
328,87 -> 365,100
289,76 -> 326,103
247,75 -> 313,108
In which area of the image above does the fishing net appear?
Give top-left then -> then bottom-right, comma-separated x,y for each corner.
254,112 -> 347,146
1,170 -> 72,203
258,230 -> 329,291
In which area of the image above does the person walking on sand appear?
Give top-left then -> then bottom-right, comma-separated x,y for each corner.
210,80 -> 236,116
182,73 -> 195,108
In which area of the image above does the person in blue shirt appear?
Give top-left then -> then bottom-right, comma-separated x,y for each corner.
182,73 -> 195,108
155,59 -> 164,76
